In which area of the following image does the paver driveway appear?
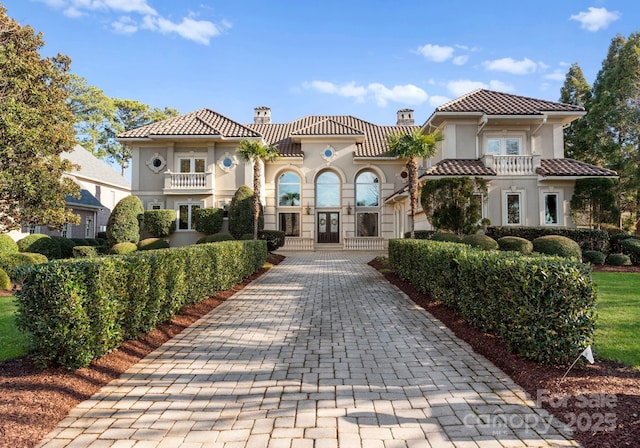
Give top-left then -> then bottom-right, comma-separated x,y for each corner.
38,252 -> 577,448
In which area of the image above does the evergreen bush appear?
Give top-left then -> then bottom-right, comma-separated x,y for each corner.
138,238 -> 170,251
0,253 -> 48,282
582,250 -> 605,265
72,246 -> 98,258
486,226 -> 609,252
461,234 -> 499,250
532,235 -> 582,259
51,236 -> 76,258
111,242 -> 137,255
606,253 -> 631,266
196,233 -> 234,244
106,196 -> 144,246
431,233 -> 462,243
620,238 -> 640,264
404,230 -> 436,240
0,268 -> 11,290
259,230 -> 285,251
228,186 -> 263,239
240,233 -> 254,240
17,234 -> 61,259
0,234 -> 18,255
71,238 -> 89,246
193,208 -> 224,235
143,210 -> 176,237
497,236 -> 533,254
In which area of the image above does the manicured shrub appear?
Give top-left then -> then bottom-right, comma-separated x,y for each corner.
111,242 -> 137,255
620,238 -> 640,264
193,208 -> 224,235
138,238 -> 170,251
260,230 -> 285,251
486,226 -> 609,253
582,250 -> 605,265
431,232 -> 462,243
85,239 -> 101,246
72,246 -> 98,258
96,231 -> 107,240
51,236 -> 76,258
240,233 -> 254,240
16,240 -> 267,368
533,235 -> 582,259
71,238 -> 89,246
0,253 -> 48,283
228,185 -> 263,239
0,268 -> 11,290
606,253 -> 631,266
0,234 -> 18,255
461,234 -> 499,251
196,233 -> 234,244
143,210 -> 176,238
106,195 -> 144,246
404,230 -> 436,240
17,234 -> 61,259
389,239 -> 596,364
497,236 -> 533,254
608,233 -> 636,254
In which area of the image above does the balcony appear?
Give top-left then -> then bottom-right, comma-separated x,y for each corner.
483,154 -> 540,176
163,171 -> 213,195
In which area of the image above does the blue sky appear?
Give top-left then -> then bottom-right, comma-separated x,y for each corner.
3,0 -> 638,127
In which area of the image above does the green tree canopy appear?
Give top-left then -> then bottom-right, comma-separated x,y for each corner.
560,62 -> 593,162
420,177 -> 487,235
569,178 -> 619,229
229,185 -> 263,239
387,128 -> 443,238
0,6 -> 80,232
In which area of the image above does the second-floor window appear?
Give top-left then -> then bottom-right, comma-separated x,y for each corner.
178,157 -> 205,173
487,137 -> 522,156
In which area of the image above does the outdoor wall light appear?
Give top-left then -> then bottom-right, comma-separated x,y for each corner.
306,202 -> 311,215
346,202 -> 352,215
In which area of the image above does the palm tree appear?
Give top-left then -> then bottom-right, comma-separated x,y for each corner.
237,139 -> 279,239
387,128 -> 443,239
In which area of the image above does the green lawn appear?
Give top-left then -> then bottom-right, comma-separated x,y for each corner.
592,272 -> 640,368
0,295 -> 29,362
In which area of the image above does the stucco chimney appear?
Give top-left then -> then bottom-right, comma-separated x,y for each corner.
396,108 -> 414,126
254,106 -> 271,124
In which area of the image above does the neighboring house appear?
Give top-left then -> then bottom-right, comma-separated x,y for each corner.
13,145 -> 131,240
118,90 -> 615,249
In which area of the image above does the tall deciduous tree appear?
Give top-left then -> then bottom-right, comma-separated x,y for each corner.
237,140 -> 279,240
0,6 -> 80,232
387,128 -> 443,238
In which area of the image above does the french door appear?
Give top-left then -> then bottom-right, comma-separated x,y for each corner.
317,212 -> 339,243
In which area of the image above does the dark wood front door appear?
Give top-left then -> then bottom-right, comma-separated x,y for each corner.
317,212 -> 339,243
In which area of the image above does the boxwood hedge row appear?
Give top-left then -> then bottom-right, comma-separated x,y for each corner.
389,239 -> 596,364
16,240 -> 267,369
485,226 -> 608,252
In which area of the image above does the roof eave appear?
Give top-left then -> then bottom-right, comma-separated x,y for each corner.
538,174 -> 619,181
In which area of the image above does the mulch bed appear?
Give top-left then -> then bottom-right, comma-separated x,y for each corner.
0,253 -> 285,448
369,259 -> 640,448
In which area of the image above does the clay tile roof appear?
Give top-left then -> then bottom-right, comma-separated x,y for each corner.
291,118 -> 364,136
436,89 -> 584,115
118,108 -> 261,139
536,159 -> 618,177
422,159 -> 496,177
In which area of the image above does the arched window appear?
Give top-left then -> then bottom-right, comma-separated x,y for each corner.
355,171 -> 380,237
278,172 -> 301,206
316,171 -> 340,207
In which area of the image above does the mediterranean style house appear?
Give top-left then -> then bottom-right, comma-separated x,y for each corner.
118,89 -> 616,249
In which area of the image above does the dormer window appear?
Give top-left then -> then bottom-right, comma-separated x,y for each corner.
486,137 -> 522,156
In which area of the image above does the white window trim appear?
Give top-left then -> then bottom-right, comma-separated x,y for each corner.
147,200 -> 165,210
485,134 -> 525,156
502,189 -> 526,226
176,201 -> 204,231
355,211 -> 380,237
61,223 -> 70,238
277,171 -> 302,208
176,152 -> 207,173
278,212 -> 301,237
540,190 -> 564,226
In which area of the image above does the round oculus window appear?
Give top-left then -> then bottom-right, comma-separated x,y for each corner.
324,148 -> 334,158
152,158 -> 163,168
222,157 -> 233,168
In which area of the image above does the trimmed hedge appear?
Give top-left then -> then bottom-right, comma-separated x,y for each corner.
609,233 -> 638,254
193,208 -> 224,235
0,253 -> 48,283
106,195 -> 144,246
431,233 -> 462,243
72,246 -> 98,258
582,250 -> 605,265
620,238 -> 640,264
51,236 -> 76,258
461,234 -> 499,251
389,239 -> 596,364
16,240 -> 267,369
138,238 -> 170,251
143,210 -> 176,238
0,268 -> 11,290
532,235 -> 582,259
497,236 -> 533,254
0,234 -> 18,255
196,233 -> 234,244
606,253 -> 631,266
111,242 -> 137,255
486,226 -> 609,253
404,230 -> 437,240
18,234 -> 61,259
260,230 -> 285,252
229,185 -> 263,239
71,238 -> 89,246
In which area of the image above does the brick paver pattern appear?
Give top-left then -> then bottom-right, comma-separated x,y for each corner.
38,252 -> 578,448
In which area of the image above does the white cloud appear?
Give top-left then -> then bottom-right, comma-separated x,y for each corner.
570,7 -> 620,32
112,16 -> 138,34
429,95 -> 451,107
446,79 -> 514,97
483,57 -> 538,75
303,81 -> 428,107
488,80 -> 514,92
142,15 -> 228,45
416,44 -> 455,62
544,70 -> 566,81
452,55 -> 469,66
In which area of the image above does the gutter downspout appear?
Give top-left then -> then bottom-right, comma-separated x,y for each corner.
476,115 -> 488,159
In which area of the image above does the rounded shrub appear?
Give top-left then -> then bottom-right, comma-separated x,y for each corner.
71,238 -> 89,246
609,233 -> 637,254
228,185 -> 263,239
240,233 -> 254,240
0,268 -> 11,290
72,246 -> 98,258
404,230 -> 436,240
606,253 -> 631,266
0,253 -> 48,282
50,236 -> 76,258
196,233 -> 235,244
106,195 -> 144,246
582,250 -> 605,265
260,230 -> 285,251
431,233 -> 463,243
461,234 -> 499,251
110,242 -> 138,255
138,238 -> 170,251
193,208 -> 224,235
143,210 -> 176,237
17,234 -> 61,259
497,236 -> 533,254
620,238 -> 640,264
532,235 -> 581,259
0,234 -> 18,255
